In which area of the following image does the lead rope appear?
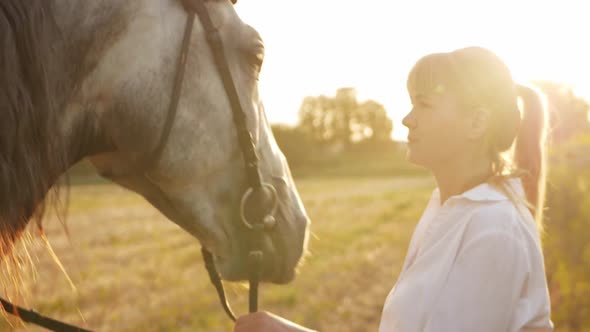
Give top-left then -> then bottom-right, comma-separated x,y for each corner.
201,246 -> 263,320
248,250 -> 262,313
201,248 -> 237,321
0,298 -> 93,332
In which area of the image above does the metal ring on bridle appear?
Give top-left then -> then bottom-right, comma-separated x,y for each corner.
240,183 -> 279,230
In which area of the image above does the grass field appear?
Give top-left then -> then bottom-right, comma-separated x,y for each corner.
1,176 -> 435,331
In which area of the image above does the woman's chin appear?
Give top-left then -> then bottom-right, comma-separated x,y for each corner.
405,151 -> 428,169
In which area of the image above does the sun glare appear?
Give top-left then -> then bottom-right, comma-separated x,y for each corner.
235,0 -> 589,141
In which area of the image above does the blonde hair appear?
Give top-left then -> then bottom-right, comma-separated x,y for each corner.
407,47 -> 549,230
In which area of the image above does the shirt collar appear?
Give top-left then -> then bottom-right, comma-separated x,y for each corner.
432,177 -> 524,203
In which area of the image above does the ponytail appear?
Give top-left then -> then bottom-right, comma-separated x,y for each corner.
514,84 -> 549,228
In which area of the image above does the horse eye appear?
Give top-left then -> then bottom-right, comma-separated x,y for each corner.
249,52 -> 264,71
243,51 -> 263,81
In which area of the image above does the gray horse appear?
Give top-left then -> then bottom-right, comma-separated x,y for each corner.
0,0 -> 309,290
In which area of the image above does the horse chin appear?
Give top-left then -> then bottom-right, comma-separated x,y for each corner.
214,247 -> 295,285
203,184 -> 308,285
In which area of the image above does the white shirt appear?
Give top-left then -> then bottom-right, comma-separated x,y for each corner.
379,178 -> 553,332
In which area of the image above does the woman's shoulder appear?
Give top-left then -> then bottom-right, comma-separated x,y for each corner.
461,199 -> 536,248
459,178 -> 535,238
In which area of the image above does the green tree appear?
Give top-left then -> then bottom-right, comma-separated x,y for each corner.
297,88 -> 393,146
299,96 -> 328,143
333,87 -> 356,147
544,133 -> 590,330
531,81 -> 590,330
356,100 -> 393,142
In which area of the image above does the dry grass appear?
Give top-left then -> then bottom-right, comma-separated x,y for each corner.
1,176 -> 434,331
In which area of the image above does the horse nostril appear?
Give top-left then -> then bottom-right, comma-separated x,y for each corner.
263,215 -> 276,230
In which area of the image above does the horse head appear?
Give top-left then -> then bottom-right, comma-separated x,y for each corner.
86,0 -> 310,284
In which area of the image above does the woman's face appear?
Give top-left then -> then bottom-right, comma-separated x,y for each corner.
402,89 -> 472,170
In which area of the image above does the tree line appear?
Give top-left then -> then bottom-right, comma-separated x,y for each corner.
271,87 -> 411,177
272,82 -> 590,177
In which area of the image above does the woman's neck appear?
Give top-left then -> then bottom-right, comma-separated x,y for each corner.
433,153 -> 493,205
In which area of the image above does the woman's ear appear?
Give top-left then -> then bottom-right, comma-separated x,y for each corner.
467,107 -> 490,140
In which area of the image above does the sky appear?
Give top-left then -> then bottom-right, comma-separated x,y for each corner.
234,0 -> 590,141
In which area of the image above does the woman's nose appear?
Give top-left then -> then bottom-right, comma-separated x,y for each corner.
402,110 -> 416,129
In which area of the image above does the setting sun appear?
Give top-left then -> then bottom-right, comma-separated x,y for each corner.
235,0 -> 590,141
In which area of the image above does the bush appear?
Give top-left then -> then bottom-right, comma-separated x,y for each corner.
544,133 -> 590,330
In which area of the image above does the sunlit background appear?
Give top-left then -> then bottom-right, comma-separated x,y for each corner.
235,0 -> 590,141
2,2 -> 589,332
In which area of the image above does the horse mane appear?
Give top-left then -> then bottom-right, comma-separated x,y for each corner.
0,1 -> 67,259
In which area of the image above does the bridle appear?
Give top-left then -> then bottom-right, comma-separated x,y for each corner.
176,0 -> 279,322
1,0 -> 278,330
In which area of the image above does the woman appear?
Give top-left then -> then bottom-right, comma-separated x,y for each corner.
234,46 -> 553,332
